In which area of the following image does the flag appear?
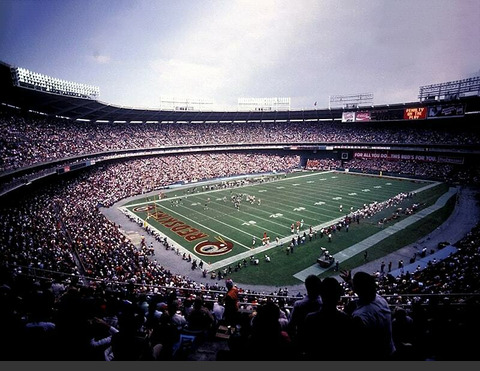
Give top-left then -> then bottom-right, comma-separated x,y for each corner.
314,101 -> 317,106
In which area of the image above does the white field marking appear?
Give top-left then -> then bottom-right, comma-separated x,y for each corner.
129,171 -> 437,227
307,180 -> 315,183
374,185 -> 382,189
181,195 -> 286,239
348,192 -> 357,196
258,190 -> 267,193
292,183 -> 300,186
294,207 -> 306,211
361,189 -> 371,192
314,201 -> 326,205
207,194 -> 299,230
332,197 -> 342,200
276,186 -> 285,189
120,203 -> 360,272
146,203 -> 251,250
126,170 -> 336,208
208,191 -> 317,238
120,172 -> 437,267
269,213 -> 284,218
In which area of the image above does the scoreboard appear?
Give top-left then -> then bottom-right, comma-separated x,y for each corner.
403,107 -> 427,120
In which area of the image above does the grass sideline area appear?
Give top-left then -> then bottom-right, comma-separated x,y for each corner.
120,170 -> 450,286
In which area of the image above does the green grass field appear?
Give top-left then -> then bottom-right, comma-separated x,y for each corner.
121,170 -> 452,285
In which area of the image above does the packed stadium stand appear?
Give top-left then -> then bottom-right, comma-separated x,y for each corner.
1,60 -> 480,361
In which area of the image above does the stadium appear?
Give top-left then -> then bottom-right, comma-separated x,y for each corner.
1,57 -> 480,361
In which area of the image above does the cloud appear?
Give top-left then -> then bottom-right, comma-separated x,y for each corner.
91,53 -> 111,65
85,0 -> 480,109
147,0 -> 322,106
150,58 -> 226,99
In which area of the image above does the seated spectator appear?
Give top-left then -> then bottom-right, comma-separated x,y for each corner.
108,303 -> 152,361
185,296 -> 215,338
149,309 -> 181,361
244,300 -> 294,361
391,306 -> 419,360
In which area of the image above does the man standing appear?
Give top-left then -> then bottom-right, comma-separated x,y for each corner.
224,279 -> 239,327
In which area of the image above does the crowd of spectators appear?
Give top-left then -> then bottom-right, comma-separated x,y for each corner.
2,109 -> 479,172
1,110 -> 480,361
0,152 -> 300,286
305,156 -> 479,184
305,158 -> 341,170
342,158 -> 480,184
1,214 -> 479,360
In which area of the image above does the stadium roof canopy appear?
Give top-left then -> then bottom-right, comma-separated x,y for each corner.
3,61 -> 478,124
0,61 -> 346,123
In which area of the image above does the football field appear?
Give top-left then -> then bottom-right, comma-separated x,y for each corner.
120,170 -> 449,285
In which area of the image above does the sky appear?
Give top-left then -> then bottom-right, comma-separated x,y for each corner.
0,0 -> 479,110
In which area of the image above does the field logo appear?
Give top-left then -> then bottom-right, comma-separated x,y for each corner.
132,205 -> 155,213
194,236 -> 234,256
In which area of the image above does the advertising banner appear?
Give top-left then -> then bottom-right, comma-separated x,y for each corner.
355,111 -> 371,121
353,151 -> 461,163
428,104 -> 464,118
342,112 -> 355,122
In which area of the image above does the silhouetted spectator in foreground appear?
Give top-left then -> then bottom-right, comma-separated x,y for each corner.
287,274 -> 323,345
391,306 -> 419,360
341,270 -> 396,360
108,303 -> 152,361
245,301 -> 294,361
185,296 -> 215,339
298,277 -> 354,360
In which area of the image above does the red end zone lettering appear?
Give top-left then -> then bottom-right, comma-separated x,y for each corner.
185,232 -> 209,241
171,224 -> 189,232
144,207 -> 209,242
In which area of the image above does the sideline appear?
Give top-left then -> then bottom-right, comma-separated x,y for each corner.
293,187 -> 458,281
101,178 -> 478,295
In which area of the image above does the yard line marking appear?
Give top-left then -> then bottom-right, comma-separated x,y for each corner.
293,207 -> 306,211
125,202 -> 251,250
126,170 -> 337,208
160,204 -> 254,249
